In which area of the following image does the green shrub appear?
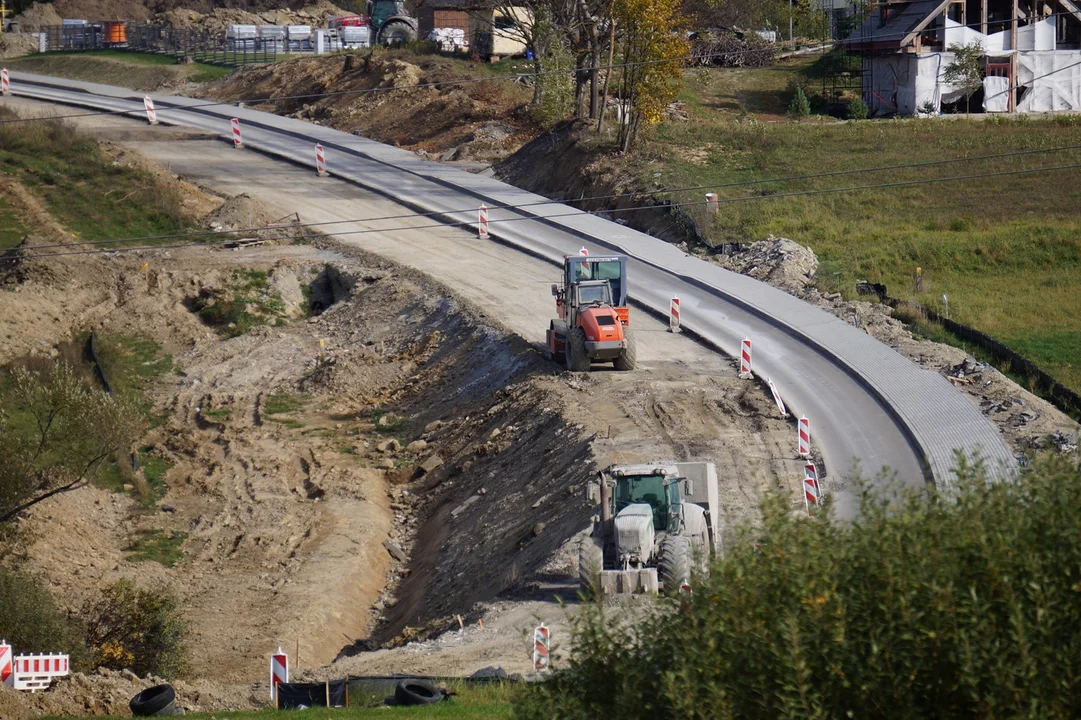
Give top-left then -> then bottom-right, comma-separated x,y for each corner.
847,96 -> 869,120
80,580 -> 188,679
0,567 -> 85,659
787,86 -> 811,120
517,457 -> 1081,719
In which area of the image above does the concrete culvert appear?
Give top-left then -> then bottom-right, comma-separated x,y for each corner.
129,684 -> 178,716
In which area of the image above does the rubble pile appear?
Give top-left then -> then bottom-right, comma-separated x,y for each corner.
710,235 -> 818,295
153,0 -> 349,34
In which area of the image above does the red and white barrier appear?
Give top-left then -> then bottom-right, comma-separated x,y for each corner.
2,69 -> 11,96
803,462 -> 820,514
739,338 -> 752,377
669,296 -> 681,333
231,117 -> 242,148
315,144 -> 327,176
0,641 -> 12,686
143,96 -> 157,125
270,648 -> 288,700
798,416 -> 811,457
533,624 -> 550,671
12,653 -> 69,692
579,247 -> 588,257
767,378 -> 788,417
478,205 -> 489,238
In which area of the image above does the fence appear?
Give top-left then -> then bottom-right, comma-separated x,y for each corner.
38,23 -> 278,66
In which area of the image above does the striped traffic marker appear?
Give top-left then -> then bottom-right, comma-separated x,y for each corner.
579,247 -> 588,257
803,462 -> 820,515
533,624 -> 550,671
798,416 -> 811,457
767,378 -> 788,417
739,338 -> 752,377
0,641 -> 11,686
270,648 -> 288,700
668,296 -> 681,333
1,69 -> 9,95
315,144 -> 327,176
143,96 -> 157,125
231,118 -> 242,148
478,205 -> 489,238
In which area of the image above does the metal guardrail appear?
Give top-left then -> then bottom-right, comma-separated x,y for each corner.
38,23 -> 278,66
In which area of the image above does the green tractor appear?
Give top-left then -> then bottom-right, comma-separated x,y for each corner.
367,0 -> 418,44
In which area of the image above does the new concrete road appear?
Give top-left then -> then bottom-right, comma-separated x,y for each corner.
3,72 -> 1017,510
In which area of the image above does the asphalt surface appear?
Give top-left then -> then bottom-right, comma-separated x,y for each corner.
4,72 -> 1018,510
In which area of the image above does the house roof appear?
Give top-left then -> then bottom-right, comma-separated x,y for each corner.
842,0 -> 951,52
415,0 -> 499,9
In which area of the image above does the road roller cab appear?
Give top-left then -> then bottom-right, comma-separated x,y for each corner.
546,254 -> 636,372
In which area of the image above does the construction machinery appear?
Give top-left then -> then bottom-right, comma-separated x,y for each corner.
329,0 -> 417,45
579,462 -> 721,595
546,254 -> 636,372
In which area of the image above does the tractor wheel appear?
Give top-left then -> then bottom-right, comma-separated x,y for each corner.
658,535 -> 692,595
379,20 -> 416,45
613,327 -> 637,371
578,535 -> 605,599
565,327 -> 591,372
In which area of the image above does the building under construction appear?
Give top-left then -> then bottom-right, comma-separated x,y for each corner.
843,0 -> 1081,114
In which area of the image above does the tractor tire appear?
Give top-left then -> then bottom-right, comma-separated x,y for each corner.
394,678 -> 442,706
578,535 -> 605,599
613,327 -> 637,371
658,535 -> 692,595
379,20 -> 416,45
565,327 -> 591,372
130,685 -> 177,716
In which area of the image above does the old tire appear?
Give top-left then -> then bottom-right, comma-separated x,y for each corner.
565,327 -> 591,372
659,535 -> 691,595
130,684 -> 176,716
394,678 -> 441,706
578,535 -> 604,599
379,20 -> 416,44
613,327 -> 637,371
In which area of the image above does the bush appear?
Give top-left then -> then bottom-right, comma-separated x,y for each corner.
80,580 -> 188,679
0,567 -> 85,659
787,86 -> 811,120
847,96 -> 869,120
517,457 -> 1081,719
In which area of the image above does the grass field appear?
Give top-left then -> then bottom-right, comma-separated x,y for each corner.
0,195 -> 30,248
640,58 -> 1081,393
5,50 -> 233,86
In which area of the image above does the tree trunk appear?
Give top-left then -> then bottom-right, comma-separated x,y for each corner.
596,10 -> 616,133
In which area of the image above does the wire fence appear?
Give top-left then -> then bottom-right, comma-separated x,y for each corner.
38,23 -> 280,66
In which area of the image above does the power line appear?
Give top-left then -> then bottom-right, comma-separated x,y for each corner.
8,160 -> 1081,263
12,140 -> 1081,255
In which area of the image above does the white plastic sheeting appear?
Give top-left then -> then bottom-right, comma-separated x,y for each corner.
1017,51 -> 1081,110
983,75 -> 1010,111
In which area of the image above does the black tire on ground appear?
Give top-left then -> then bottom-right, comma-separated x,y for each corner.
379,20 -> 416,44
566,327 -> 591,372
130,684 -> 176,717
394,678 -> 442,706
658,535 -> 692,595
613,327 -> 637,371
578,535 -> 604,598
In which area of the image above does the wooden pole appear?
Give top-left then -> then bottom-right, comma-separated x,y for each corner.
1010,0 -> 1019,111
981,0 -> 988,34
325,680 -> 330,708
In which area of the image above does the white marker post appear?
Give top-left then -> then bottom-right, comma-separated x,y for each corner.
143,96 -> 158,125
478,205 -> 489,238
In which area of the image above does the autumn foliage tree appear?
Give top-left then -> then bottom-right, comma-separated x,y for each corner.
613,0 -> 689,150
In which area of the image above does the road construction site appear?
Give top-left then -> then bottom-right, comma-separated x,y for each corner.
1,66 -> 1078,716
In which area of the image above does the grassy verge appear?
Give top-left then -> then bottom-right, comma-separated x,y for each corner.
0,106 -> 195,243
4,50 -> 233,86
0,195 -> 30,248
637,59 -> 1081,392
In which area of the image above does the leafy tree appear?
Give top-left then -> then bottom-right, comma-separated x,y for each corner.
0,567 -> 85,658
613,0 -> 690,150
847,95 -> 869,119
0,362 -> 143,527
943,40 -> 984,113
787,85 -> 811,119
80,580 -> 188,679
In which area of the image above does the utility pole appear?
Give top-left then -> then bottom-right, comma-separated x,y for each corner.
789,0 -> 794,44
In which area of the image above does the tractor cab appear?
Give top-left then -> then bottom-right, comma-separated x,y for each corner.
611,466 -> 686,535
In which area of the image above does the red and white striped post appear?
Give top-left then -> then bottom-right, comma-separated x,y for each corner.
231,117 -> 243,148
270,648 -> 288,700
0,641 -> 12,686
315,144 -> 327,176
767,378 -> 788,417
478,205 -> 489,238
798,416 -> 811,457
668,296 -> 681,333
533,624 -> 550,671
803,462 -> 820,515
739,338 -> 752,377
2,69 -> 11,96
579,247 -> 588,257
143,96 -> 157,125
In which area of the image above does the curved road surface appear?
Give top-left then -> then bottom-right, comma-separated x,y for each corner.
4,72 -> 1016,510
